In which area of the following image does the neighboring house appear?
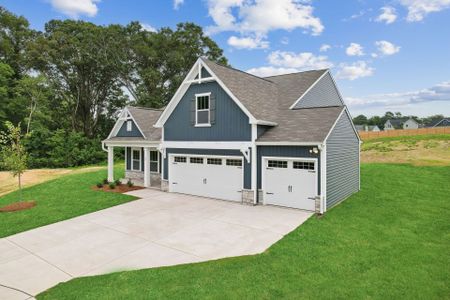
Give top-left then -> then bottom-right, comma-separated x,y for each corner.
103,57 -> 360,213
355,125 -> 380,132
426,117 -> 450,128
384,117 -> 419,130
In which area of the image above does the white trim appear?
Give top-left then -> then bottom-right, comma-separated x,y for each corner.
342,106 -> 362,141
289,70 -> 329,109
143,147 -> 150,187
323,106 -> 361,143
255,141 -> 321,146
150,149 -> 160,174
319,143 -> 327,213
107,146 -> 114,182
131,147 -> 142,171
126,120 -> 132,132
155,58 -> 258,127
161,141 -> 253,150
261,156 -> 318,210
323,107 -> 346,142
185,77 -> 215,84
327,71 -> 346,107
107,107 -> 147,139
194,124 -> 212,128
251,124 -> 257,204
255,120 -> 278,126
103,141 -> 160,148
195,92 -> 211,127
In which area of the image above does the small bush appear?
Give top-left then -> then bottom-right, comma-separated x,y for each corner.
108,182 -> 116,189
114,179 -> 122,186
96,182 -> 103,188
103,178 -> 109,184
127,179 -> 134,187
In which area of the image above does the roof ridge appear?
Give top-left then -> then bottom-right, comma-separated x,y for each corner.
264,69 -> 328,79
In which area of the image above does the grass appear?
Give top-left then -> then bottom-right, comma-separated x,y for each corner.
0,164 -> 137,238
362,133 -> 450,144
38,163 -> 450,299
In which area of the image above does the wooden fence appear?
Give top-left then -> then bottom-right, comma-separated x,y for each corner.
358,126 -> 450,140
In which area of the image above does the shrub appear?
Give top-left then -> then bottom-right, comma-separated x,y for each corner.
108,182 -> 116,189
103,178 -> 109,184
127,179 -> 134,187
96,182 -> 103,188
114,179 -> 122,186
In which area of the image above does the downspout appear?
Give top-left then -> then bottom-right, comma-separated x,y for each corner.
251,124 -> 258,205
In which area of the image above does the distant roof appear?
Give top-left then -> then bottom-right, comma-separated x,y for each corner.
426,117 -> 450,127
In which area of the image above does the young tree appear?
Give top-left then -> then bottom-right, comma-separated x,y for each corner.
0,121 -> 27,201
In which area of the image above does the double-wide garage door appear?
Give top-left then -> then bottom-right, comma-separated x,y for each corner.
169,154 -> 243,202
263,157 -> 317,211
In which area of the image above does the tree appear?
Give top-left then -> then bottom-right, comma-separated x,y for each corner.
0,121 -> 27,201
353,114 -> 368,125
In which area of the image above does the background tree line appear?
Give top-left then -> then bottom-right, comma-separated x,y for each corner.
0,7 -> 227,169
352,111 -> 445,130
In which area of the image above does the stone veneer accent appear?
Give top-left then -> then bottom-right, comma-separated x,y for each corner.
241,189 -> 255,205
125,170 -> 143,181
161,179 -> 169,192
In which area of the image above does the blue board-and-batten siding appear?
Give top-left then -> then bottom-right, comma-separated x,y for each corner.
116,120 -> 143,137
164,81 -> 251,141
163,148 -> 251,189
326,110 -> 359,208
293,73 -> 343,109
256,146 -> 321,195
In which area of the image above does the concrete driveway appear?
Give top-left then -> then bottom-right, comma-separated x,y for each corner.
0,189 -> 313,299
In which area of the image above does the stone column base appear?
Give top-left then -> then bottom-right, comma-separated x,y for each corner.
161,179 -> 169,192
241,189 -> 255,205
315,196 -> 322,214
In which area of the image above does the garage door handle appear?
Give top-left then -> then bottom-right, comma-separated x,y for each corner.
172,182 -> 178,185
307,197 -> 316,200
266,192 -> 274,195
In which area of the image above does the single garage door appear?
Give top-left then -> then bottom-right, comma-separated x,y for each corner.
262,157 -> 317,211
169,154 -> 243,202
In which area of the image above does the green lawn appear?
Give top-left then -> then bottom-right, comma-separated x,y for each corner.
362,133 -> 450,145
38,164 -> 450,299
0,165 -> 137,238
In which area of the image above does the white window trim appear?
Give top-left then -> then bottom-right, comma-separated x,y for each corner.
126,120 -> 132,132
150,150 -> 159,174
131,148 -> 142,171
195,92 -> 211,127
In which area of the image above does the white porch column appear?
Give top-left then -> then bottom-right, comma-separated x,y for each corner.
144,147 -> 150,188
107,146 -> 114,182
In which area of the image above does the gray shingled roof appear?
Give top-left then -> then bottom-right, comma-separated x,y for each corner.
127,107 -> 163,141
257,107 -> 344,142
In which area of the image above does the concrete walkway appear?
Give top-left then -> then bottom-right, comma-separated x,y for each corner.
0,189 -> 313,299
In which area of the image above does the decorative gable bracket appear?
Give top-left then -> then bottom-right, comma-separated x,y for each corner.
240,147 -> 251,163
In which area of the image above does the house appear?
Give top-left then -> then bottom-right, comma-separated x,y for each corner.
384,117 -> 419,130
103,57 -> 360,213
355,125 -> 380,132
426,117 -> 450,128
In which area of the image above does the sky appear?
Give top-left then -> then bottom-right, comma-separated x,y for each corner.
1,0 -> 449,118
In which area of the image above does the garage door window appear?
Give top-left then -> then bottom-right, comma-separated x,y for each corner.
293,161 -> 315,170
207,158 -> 222,165
226,159 -> 242,166
268,160 -> 287,168
190,157 -> 204,164
174,156 -> 186,163
132,149 -> 141,171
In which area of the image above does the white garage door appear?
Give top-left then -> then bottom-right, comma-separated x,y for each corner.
262,157 -> 317,211
169,154 -> 243,202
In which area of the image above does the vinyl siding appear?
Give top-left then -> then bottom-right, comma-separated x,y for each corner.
116,120 -> 143,137
163,148 -> 251,189
326,110 -> 359,208
293,73 -> 343,109
257,146 -> 321,195
164,81 -> 251,141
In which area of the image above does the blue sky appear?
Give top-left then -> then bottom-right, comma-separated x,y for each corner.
2,0 -> 449,117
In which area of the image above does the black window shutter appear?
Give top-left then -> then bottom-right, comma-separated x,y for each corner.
190,98 -> 196,125
210,94 -> 216,125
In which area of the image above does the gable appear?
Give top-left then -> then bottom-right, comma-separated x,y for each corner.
194,67 -> 212,79
116,119 -> 143,138
292,73 -> 344,109
164,81 -> 251,141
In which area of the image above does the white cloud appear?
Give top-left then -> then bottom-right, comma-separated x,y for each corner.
346,43 -> 364,56
174,0 -> 184,10
246,66 -> 300,77
346,81 -> 450,108
50,0 -> 100,18
399,0 -> 450,22
268,51 -> 333,70
375,40 -> 400,56
227,35 -> 269,49
319,44 -> 331,52
140,23 -> 157,32
336,61 -> 374,80
280,37 -> 289,45
206,0 -> 323,36
375,6 -> 397,24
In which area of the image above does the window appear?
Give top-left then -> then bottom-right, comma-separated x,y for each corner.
268,160 -> 287,168
126,120 -> 132,132
150,150 -> 159,172
196,93 -> 210,125
226,159 -> 242,166
190,157 -> 204,164
132,149 -> 141,171
174,156 -> 186,163
293,161 -> 315,170
207,158 -> 222,165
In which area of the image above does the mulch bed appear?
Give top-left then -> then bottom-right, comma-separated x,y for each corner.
91,184 -> 145,193
0,201 -> 36,212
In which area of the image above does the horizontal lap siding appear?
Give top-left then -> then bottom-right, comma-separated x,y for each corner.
326,111 -> 360,208
294,73 -> 343,109
163,148 -> 251,189
257,146 -> 321,194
